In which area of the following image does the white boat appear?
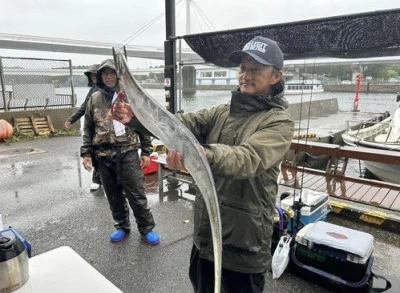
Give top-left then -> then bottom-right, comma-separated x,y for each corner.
342,103 -> 400,184
284,79 -> 324,95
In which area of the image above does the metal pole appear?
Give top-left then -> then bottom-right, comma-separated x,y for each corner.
68,59 -> 76,107
186,0 -> 191,35
0,57 -> 8,111
164,0 -> 177,114
178,39 -> 182,112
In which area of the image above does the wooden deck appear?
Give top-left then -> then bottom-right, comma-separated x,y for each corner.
281,140 -> 400,212
280,168 -> 400,212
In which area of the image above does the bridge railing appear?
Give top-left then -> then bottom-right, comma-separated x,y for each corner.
0,56 -> 75,112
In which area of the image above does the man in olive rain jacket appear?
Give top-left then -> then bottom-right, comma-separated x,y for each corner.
80,59 -> 159,245
113,36 -> 294,292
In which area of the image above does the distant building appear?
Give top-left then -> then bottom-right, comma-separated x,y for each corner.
195,65 -> 294,86
388,77 -> 400,83
195,66 -> 239,86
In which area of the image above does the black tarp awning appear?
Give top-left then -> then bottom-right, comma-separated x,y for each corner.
182,9 -> 400,67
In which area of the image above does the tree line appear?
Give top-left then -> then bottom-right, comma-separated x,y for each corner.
292,63 -> 400,82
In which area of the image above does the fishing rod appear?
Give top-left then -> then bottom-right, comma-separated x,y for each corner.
284,56 -> 319,236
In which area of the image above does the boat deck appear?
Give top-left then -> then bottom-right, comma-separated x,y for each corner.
280,171 -> 400,212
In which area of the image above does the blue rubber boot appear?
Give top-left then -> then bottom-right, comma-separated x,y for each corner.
109,229 -> 126,243
144,231 -> 160,245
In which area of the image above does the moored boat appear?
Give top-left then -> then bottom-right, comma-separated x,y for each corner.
342,97 -> 400,184
284,79 -> 324,95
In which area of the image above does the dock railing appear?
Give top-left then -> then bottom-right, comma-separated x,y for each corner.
282,140 -> 400,189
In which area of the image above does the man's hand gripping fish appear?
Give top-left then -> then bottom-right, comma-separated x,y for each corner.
113,50 -> 222,293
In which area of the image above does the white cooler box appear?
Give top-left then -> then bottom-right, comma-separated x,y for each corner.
295,222 -> 374,264
289,221 -> 378,292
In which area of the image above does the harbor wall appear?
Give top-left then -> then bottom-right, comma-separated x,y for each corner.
324,84 -> 400,94
0,108 -> 79,131
287,98 -> 338,120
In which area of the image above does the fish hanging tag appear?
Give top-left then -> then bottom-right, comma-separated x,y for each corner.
112,92 -> 126,137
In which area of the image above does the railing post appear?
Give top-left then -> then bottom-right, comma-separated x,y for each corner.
0,56 -> 8,111
24,99 -> 29,110
68,59 -> 76,107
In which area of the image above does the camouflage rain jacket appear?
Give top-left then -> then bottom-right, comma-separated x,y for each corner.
178,89 -> 294,274
80,80 -> 152,159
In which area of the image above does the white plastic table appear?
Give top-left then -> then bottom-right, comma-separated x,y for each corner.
14,246 -> 123,293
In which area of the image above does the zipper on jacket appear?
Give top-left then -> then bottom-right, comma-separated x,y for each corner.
231,133 -> 238,145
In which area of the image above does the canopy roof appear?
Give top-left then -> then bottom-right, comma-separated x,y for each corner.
182,9 -> 400,67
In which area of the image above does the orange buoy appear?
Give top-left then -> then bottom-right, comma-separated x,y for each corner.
0,119 -> 13,140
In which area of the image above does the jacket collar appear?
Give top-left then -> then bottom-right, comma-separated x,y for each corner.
98,86 -> 119,99
229,89 -> 289,114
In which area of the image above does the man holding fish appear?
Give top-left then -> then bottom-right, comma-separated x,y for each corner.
113,36 -> 294,293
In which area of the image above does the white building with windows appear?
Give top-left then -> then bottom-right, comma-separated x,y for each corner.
195,65 -> 239,86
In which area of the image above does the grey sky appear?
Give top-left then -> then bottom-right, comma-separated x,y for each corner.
1,0 -> 399,67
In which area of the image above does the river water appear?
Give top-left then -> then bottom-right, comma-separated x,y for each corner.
72,86 -> 399,114
72,86 -> 398,179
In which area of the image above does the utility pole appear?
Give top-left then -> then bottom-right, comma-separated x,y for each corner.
164,0 -> 176,113
186,0 -> 191,35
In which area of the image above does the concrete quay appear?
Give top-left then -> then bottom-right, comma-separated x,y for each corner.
0,136 -> 399,292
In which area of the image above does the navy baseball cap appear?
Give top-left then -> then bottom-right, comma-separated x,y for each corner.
228,36 -> 284,70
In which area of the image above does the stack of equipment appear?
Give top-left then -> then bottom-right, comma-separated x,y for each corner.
280,188 -> 330,234
289,222 -> 391,292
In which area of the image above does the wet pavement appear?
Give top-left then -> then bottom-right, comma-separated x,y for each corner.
1,135 -> 399,292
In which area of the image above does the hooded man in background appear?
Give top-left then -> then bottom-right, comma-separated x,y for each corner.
65,64 -> 102,191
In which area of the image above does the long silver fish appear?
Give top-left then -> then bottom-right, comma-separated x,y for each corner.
114,49 -> 222,293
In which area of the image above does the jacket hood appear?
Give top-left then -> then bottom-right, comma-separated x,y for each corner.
96,59 -> 119,91
84,64 -> 99,87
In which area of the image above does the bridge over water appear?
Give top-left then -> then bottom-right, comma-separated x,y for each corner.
2,33 -> 400,70
0,67 -> 164,77
0,33 -> 200,63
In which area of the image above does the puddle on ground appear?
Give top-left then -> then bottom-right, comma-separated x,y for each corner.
0,147 -> 46,158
